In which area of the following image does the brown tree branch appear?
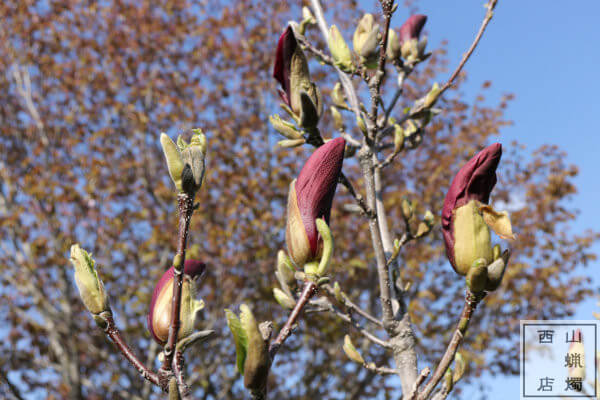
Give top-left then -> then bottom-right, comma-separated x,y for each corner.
161,192 -> 195,374
97,311 -> 162,388
416,291 -> 485,400
439,0 -> 498,96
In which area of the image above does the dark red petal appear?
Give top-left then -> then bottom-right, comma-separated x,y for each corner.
147,259 -> 206,344
273,26 -> 296,105
441,143 -> 502,269
399,14 -> 427,43
295,138 -> 346,255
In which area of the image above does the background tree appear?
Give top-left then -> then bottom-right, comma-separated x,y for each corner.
0,0 -> 597,399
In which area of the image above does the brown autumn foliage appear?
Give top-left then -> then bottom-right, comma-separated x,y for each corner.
0,1 -> 597,399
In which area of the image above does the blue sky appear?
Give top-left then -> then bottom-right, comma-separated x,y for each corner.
414,1 -> 599,398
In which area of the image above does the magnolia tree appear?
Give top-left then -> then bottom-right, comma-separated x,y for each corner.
68,0 -> 521,398
2,0 -> 596,399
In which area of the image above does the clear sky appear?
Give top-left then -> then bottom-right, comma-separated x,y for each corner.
413,1 -> 599,398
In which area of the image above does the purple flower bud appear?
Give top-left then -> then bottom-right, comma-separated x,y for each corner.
147,259 -> 206,344
442,143 -> 502,274
273,26 -> 296,108
399,14 -> 427,43
286,138 -> 346,266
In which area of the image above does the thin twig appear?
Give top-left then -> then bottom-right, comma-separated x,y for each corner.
406,367 -> 431,400
417,291 -> 486,400
322,284 -> 383,327
98,311 -> 162,389
362,363 -> 399,375
269,280 -> 318,357
310,297 -> 391,348
161,193 -> 195,373
439,0 -> 498,96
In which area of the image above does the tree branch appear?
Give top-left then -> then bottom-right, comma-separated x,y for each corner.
439,0 -> 498,96
416,291 -> 485,400
321,284 -> 383,327
161,193 -> 195,373
97,311 -> 162,389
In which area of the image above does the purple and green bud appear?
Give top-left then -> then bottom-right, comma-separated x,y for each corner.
147,259 -> 206,345
285,137 -> 345,268
393,14 -> 428,62
273,26 -> 322,127
442,143 -> 514,291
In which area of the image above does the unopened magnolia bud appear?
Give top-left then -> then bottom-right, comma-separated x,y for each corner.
423,210 -> 434,226
240,305 -> 270,391
393,124 -> 405,153
160,133 -> 185,192
333,281 -> 344,303
415,222 -> 430,238
278,138 -> 306,148
286,138 -> 345,267
302,6 -> 316,24
356,115 -> 367,135
353,14 -> 380,66
276,250 -> 296,287
147,260 -> 206,344
423,83 -> 441,108
70,244 -> 109,314
343,335 -> 365,364
331,82 -> 347,109
328,25 -> 353,72
179,129 -> 207,195
398,15 -> 427,62
273,288 -> 296,309
401,198 -> 413,221
270,115 -> 303,139
442,143 -> 506,276
453,352 -> 466,383
331,106 -> 345,131
485,249 -> 510,291
444,368 -> 454,392
466,259 -> 488,293
386,29 -> 401,60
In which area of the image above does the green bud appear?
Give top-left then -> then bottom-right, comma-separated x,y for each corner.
401,198 -> 413,221
393,124 -> 405,153
315,218 -> 334,276
333,282 -> 344,303
485,249 -> 510,291
160,133 -> 185,192
225,308 -> 248,374
356,115 -> 367,135
492,244 -> 501,261
343,335 -> 365,364
302,6 -> 316,24
331,82 -> 347,109
453,352 -> 466,383
69,244 -> 109,314
331,106 -> 345,131
444,368 -> 454,392
240,305 -> 270,391
415,222 -> 430,238
453,200 -> 493,276
273,288 -> 296,309
276,250 -> 296,286
328,25 -> 354,72
423,210 -> 434,227
353,14 -> 380,65
386,29 -> 401,60
180,129 -> 207,195
269,115 -> 303,139
278,138 -> 306,148
424,82 -> 441,108
466,258 -> 488,293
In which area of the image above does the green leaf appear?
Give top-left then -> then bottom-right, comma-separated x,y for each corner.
343,334 -> 364,364
225,309 -> 248,374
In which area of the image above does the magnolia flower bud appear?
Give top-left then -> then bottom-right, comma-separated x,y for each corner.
353,14 -> 380,66
286,138 -> 345,267
331,82 -> 347,109
147,260 -> 206,345
273,26 -> 321,127
423,82 -> 441,108
240,305 -> 269,392
386,29 -> 401,60
70,244 -> 109,315
328,25 -> 353,72
398,14 -> 428,62
273,287 -> 296,309
269,114 -> 302,140
442,143 -> 513,280
160,130 -> 207,194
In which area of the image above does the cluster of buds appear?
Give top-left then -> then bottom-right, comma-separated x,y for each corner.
273,26 -> 323,130
146,260 -> 206,344
285,137 -> 345,275
442,143 -> 514,292
387,15 -> 429,64
353,14 -> 380,68
160,129 -> 207,195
